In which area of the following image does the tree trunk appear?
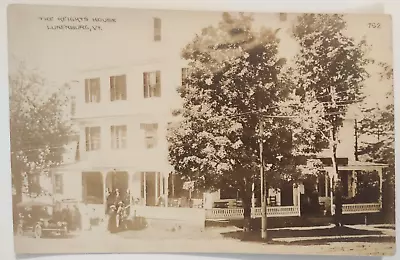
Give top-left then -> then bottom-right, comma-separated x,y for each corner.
330,130 -> 343,226
242,193 -> 252,232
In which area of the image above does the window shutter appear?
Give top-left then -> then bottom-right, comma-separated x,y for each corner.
95,127 -> 101,149
143,73 -> 148,98
121,125 -> 127,148
85,79 -> 89,103
155,71 -> 161,97
120,75 -> 127,100
85,127 -> 90,151
110,77 -> 115,101
96,78 -> 101,102
111,126 -> 115,149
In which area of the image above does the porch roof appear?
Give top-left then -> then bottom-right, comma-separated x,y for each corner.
333,161 -> 388,171
51,160 -> 174,174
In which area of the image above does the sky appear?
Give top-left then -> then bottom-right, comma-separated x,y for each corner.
7,4 -> 393,110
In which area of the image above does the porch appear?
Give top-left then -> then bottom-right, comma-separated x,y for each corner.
81,170 -> 170,208
51,161 -> 172,219
205,182 -> 302,220
323,161 -> 387,215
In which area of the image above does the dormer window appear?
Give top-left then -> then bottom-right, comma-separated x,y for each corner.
154,17 -> 161,41
279,13 -> 287,22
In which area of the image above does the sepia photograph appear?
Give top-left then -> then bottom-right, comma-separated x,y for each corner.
7,4 -> 395,256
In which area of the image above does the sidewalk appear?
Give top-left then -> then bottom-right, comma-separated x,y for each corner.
271,224 -> 396,243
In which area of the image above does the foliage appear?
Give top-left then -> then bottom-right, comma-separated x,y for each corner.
357,62 -> 395,222
292,13 -> 371,147
9,62 -> 74,200
291,14 -> 372,221
358,63 -> 394,168
167,12 -> 299,211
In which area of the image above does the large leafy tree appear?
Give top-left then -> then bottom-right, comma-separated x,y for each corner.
168,12 -> 311,231
292,14 -> 372,220
9,63 -> 74,204
358,62 -> 394,222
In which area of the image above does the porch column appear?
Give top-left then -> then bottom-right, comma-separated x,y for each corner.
325,173 -> 329,197
155,172 -> 159,205
164,173 -> 169,207
143,172 -> 147,206
128,172 -> 133,206
329,172 -> 334,215
377,168 -> 383,207
297,186 -> 301,216
251,182 -> 255,208
351,170 -> 357,197
102,171 -> 107,212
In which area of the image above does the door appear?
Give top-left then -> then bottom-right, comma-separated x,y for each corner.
145,172 -> 156,206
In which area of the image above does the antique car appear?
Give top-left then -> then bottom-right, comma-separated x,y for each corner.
16,200 -> 69,238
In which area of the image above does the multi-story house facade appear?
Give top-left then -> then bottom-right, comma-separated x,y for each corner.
50,13 -> 192,215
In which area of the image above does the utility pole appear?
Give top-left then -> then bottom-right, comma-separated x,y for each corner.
259,116 -> 267,240
354,119 -> 359,161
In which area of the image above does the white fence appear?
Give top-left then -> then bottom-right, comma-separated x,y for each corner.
342,203 -> 381,214
205,206 -> 301,220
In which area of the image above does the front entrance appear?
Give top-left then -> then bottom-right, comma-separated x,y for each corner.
281,182 -> 294,206
300,177 -> 320,216
106,171 -> 129,192
146,172 -> 156,206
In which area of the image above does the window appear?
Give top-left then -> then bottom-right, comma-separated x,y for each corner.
318,174 -> 327,197
181,67 -> 189,86
140,123 -> 158,148
71,96 -> 76,116
143,71 -> 161,98
154,17 -> 161,41
85,78 -> 101,103
54,174 -> 63,194
279,13 -> 287,22
110,75 -> 127,101
111,125 -> 127,149
85,127 -> 101,151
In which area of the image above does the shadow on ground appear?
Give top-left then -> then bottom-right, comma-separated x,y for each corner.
15,233 -> 78,240
221,226 -> 394,245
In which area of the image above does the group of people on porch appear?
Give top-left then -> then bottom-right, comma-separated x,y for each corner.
105,188 -> 130,232
105,188 -> 130,213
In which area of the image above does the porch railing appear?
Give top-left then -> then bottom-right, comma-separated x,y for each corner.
205,206 -> 300,220
342,203 -> 381,214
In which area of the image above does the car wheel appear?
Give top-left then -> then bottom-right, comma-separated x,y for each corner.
16,224 -> 23,236
34,224 -> 42,239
